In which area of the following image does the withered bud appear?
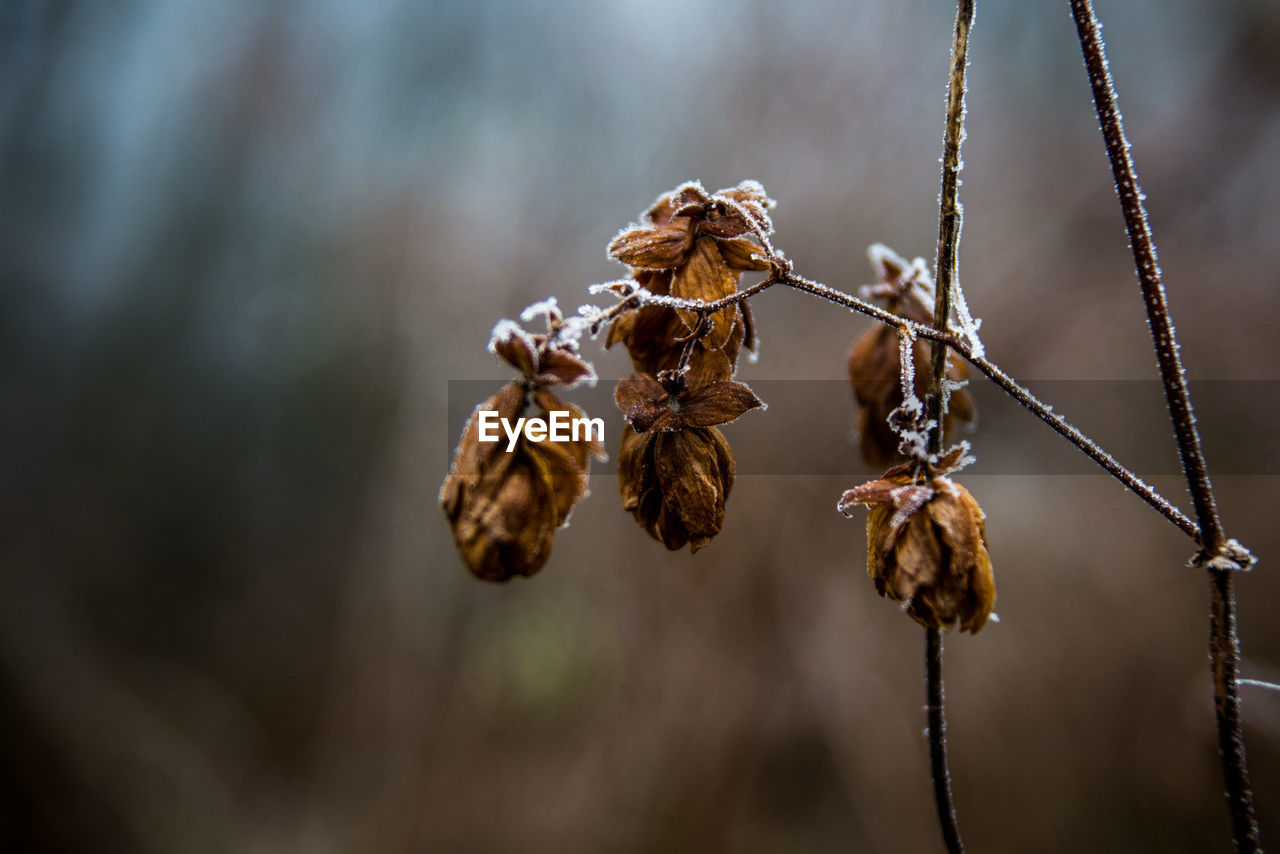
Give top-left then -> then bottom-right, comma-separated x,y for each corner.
614,372 -> 763,552
605,271 -> 754,385
607,181 -> 772,361
490,320 -> 595,388
441,384 -> 603,582
838,467 -> 995,633
847,324 -> 975,467
847,245 -> 974,466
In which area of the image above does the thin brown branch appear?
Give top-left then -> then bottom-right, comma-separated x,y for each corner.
927,627 -> 964,854
1069,2 -> 1259,851
927,0 -> 974,459
921,3 -> 975,850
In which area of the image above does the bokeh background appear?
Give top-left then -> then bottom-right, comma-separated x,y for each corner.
3,0 -> 1280,851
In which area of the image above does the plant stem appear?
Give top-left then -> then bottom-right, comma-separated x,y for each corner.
927,627 -> 964,854
918,3 -> 974,851
1068,0 -> 1224,549
927,0 -> 974,458
647,268 -> 1212,542
1069,2 -> 1259,850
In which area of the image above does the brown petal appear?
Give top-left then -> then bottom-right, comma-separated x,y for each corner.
648,185 -> 707,224
656,429 -> 730,552
699,215 -> 751,240
446,449 -> 558,583
671,237 -> 739,351
837,479 -> 899,514
491,324 -> 538,378
716,181 -> 774,234
684,345 -> 736,387
442,382 -> 526,485
608,223 -> 694,270
614,372 -> 665,412
525,436 -> 589,528
606,304 -> 686,374
617,427 -> 652,513
740,299 -> 757,355
532,389 -> 607,461
678,380 -> 765,427
631,402 -> 682,434
536,348 -> 595,387
717,237 -> 771,272
614,373 -> 676,433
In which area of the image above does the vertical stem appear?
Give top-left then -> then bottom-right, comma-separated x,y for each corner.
1069,2 -> 1259,851
1209,570 -> 1259,853
923,4 -> 974,853
927,627 -> 965,854
1067,0 -> 1223,547
926,0 -> 974,457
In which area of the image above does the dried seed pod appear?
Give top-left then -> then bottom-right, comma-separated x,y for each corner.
839,469 -> 995,633
606,273 -> 745,385
847,245 -> 975,466
606,181 -> 773,372
847,324 -> 975,467
618,425 -> 735,552
614,371 -> 763,552
442,310 -> 604,583
441,384 -> 601,582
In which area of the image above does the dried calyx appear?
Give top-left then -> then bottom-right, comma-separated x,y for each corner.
847,244 -> 975,467
615,369 -> 764,552
838,445 -> 995,633
440,309 -> 604,582
605,181 -> 776,553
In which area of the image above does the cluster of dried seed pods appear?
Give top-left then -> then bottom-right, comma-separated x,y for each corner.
440,183 -> 993,635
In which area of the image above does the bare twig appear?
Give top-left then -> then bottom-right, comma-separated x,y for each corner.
918,3 -> 975,851
1069,2 -> 1259,850
927,0 -> 974,459
926,627 -> 964,854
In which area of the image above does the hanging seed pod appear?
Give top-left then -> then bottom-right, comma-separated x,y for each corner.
839,463 -> 995,633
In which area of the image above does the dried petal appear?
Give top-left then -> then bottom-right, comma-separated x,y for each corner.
716,237 -> 771,272
536,348 -> 595,387
716,181 -> 774,235
443,446 -> 558,583
490,323 -> 538,378
608,222 -> 694,270
616,426 -> 735,553
678,380 -> 765,427
442,384 -> 598,583
655,429 -> 731,552
648,184 -> 708,225
699,213 -> 751,240
614,372 -> 666,411
671,236 -> 738,351
850,473 -> 995,633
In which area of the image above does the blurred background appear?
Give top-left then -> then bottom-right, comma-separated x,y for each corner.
3,0 -> 1279,851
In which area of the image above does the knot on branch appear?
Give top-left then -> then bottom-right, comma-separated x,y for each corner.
1191,539 -> 1256,573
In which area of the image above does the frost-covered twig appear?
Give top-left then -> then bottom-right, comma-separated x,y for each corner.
1070,3 -> 1258,851
921,2 -> 975,851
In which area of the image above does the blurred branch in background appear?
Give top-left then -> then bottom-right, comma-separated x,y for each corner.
2,1 -> 1279,852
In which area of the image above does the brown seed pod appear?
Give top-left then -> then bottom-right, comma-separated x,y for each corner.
847,323 -> 975,467
839,469 -> 995,633
441,384 -> 602,582
846,245 -> 975,466
614,371 -> 763,552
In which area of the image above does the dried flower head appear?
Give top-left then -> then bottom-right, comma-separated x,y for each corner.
608,181 -> 772,353
838,454 -> 995,633
604,270 -> 752,386
614,370 -> 764,552
440,317 -> 603,582
847,245 -> 974,466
